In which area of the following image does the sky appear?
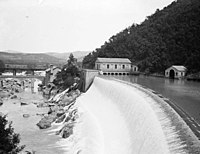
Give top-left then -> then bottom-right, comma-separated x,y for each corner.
0,0 -> 174,53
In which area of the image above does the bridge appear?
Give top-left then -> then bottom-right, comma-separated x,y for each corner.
4,63 -> 48,76
0,75 -> 45,82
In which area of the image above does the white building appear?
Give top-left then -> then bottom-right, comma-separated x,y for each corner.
165,65 -> 187,79
95,58 -> 138,75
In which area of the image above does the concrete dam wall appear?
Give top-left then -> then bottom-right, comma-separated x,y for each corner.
76,77 -> 200,154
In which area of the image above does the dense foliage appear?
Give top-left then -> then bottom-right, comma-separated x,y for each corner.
53,53 -> 80,89
0,114 -> 25,154
83,0 -> 200,74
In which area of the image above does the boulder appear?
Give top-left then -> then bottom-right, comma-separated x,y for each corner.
60,95 -> 73,106
56,109 -> 65,117
55,114 -> 66,123
56,123 -> 74,138
62,126 -> 73,138
23,114 -> 30,118
36,112 -> 57,129
10,95 -> 17,99
21,102 -> 28,106
37,120 -> 51,129
0,99 -> 3,106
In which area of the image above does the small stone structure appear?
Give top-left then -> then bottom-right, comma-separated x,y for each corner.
165,65 -> 187,79
45,65 -> 61,85
81,69 -> 99,92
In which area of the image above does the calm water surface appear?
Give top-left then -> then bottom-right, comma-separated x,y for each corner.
114,75 -> 200,124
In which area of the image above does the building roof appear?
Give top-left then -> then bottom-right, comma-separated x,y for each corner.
167,65 -> 187,72
96,58 -> 131,64
45,66 -> 61,72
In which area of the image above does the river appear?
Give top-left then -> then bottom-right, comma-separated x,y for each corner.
0,78 -> 65,154
113,75 -> 200,124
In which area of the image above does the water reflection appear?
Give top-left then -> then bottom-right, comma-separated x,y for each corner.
113,75 -> 200,124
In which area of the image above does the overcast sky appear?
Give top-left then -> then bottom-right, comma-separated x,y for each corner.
0,0 -> 174,53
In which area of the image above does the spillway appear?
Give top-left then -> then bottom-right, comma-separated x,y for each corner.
73,77 -> 200,154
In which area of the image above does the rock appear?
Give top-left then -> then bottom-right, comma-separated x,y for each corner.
0,99 -> 3,106
55,114 -> 66,123
56,109 -> 65,117
48,103 -> 56,107
36,112 -> 57,129
37,102 -> 48,108
37,120 -> 51,129
10,95 -> 17,99
62,127 -> 73,138
15,89 -> 19,93
56,123 -> 74,138
21,102 -> 28,106
23,114 -> 30,118
60,95 -> 73,106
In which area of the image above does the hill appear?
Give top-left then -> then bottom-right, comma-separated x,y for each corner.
83,0 -> 200,74
0,52 -> 65,66
46,51 -> 90,62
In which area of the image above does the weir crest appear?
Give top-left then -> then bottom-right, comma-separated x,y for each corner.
73,77 -> 200,154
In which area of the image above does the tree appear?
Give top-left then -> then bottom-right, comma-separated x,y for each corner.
0,114 -> 25,154
53,54 -> 80,89
83,0 -> 200,74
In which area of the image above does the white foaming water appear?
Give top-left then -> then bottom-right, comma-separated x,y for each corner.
73,77 -> 171,154
67,77 -> 200,154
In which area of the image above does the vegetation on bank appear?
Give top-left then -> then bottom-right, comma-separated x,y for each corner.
83,0 -> 200,75
53,53 -> 81,90
0,114 -> 25,154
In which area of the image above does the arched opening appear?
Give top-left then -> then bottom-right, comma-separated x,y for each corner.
169,69 -> 175,79
111,73 -> 114,75
103,73 -> 107,75
119,73 -> 122,75
108,73 -> 110,75
123,73 -> 126,75
115,73 -> 118,75
127,73 -> 129,75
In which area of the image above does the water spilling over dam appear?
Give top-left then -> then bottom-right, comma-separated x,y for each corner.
75,77 -> 200,154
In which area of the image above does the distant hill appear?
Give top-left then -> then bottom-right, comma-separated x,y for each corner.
83,0 -> 200,74
46,51 -> 90,62
0,51 -> 65,66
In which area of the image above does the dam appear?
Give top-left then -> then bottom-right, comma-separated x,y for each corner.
75,76 -> 200,154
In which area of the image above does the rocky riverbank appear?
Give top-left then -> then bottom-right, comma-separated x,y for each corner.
36,87 -> 81,134
0,78 -> 82,154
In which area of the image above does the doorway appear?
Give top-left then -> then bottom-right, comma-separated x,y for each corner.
169,69 -> 175,79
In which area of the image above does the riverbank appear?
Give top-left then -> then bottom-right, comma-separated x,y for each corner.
0,78 -> 82,154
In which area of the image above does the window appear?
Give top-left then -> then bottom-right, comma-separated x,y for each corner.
107,64 -> 109,69
122,65 -> 125,69
115,64 -> 117,69
176,72 -> 178,76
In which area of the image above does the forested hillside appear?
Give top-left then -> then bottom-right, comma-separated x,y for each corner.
83,0 -> 200,74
